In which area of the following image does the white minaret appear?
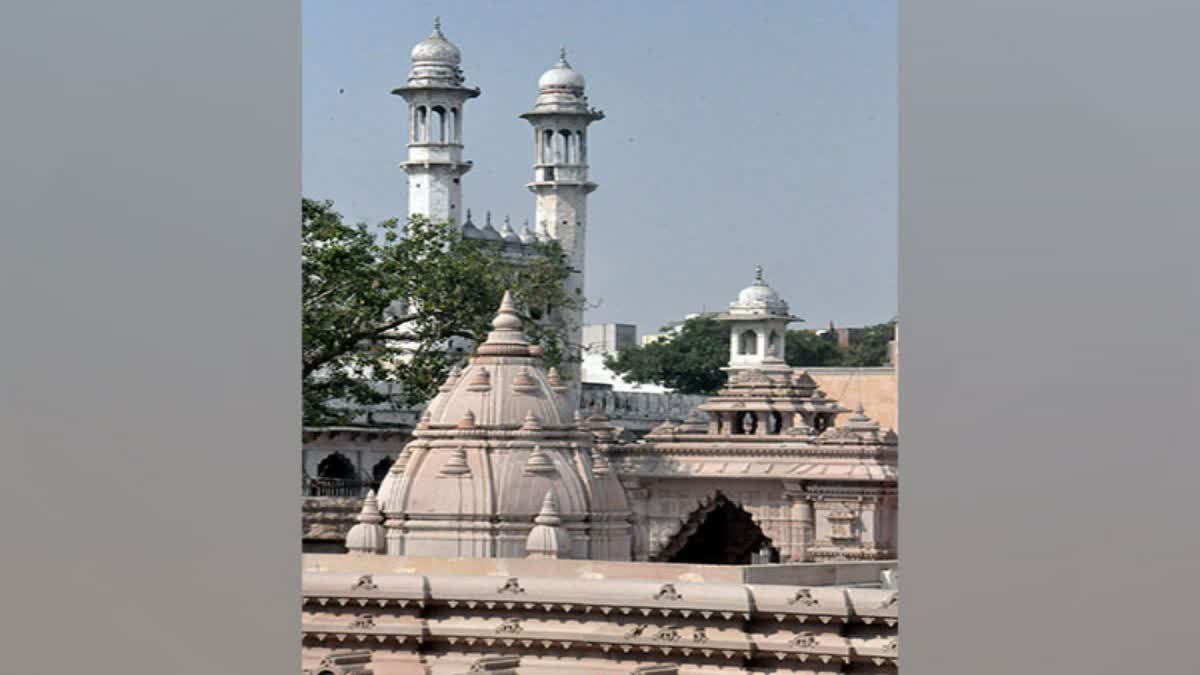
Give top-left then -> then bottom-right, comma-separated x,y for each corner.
520,49 -> 604,401
392,18 -> 479,226
719,266 -> 803,371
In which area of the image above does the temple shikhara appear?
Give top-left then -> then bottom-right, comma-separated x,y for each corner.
303,20 -> 899,675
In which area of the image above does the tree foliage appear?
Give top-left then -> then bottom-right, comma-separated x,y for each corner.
302,198 -> 579,424
603,316 -> 729,395
604,315 -> 896,395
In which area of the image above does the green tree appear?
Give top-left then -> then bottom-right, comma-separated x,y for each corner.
785,329 -> 844,367
603,317 -> 896,395
302,198 -> 579,424
838,320 -> 897,367
603,316 -> 729,395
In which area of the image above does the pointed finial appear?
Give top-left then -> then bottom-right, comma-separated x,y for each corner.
535,490 -> 561,525
465,208 -> 473,223
486,210 -> 492,226
433,16 -> 442,34
504,214 -> 511,226
754,265 -> 764,283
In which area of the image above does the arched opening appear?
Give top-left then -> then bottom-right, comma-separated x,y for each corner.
450,107 -> 460,142
767,411 -> 783,435
431,106 -> 447,143
813,414 -> 830,433
767,331 -> 780,357
370,456 -> 394,490
542,129 -> 554,163
414,106 -> 428,142
742,411 -> 758,435
317,452 -> 356,480
559,130 -> 573,163
660,494 -> 779,565
553,131 -> 565,163
738,330 -> 758,355
576,130 -> 585,162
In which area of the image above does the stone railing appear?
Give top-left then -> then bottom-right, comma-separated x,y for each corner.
580,390 -> 709,430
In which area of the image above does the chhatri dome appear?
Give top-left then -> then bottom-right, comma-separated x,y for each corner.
729,265 -> 791,317
372,292 -> 631,560
718,266 -> 803,371
537,48 -> 586,91
402,17 -> 472,89
409,17 -> 461,65
525,48 -> 603,118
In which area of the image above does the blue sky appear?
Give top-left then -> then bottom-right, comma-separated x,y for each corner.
304,0 -> 896,334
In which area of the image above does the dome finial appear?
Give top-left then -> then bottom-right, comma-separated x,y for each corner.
755,265 -> 764,283
559,46 -> 569,66
433,16 -> 442,35
491,290 -> 522,332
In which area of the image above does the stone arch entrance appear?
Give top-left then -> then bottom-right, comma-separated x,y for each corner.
317,452 -> 357,480
370,456 -> 394,491
653,493 -> 780,565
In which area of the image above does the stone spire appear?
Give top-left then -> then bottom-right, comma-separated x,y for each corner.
525,490 -> 570,559
345,490 -> 386,554
372,292 -> 633,561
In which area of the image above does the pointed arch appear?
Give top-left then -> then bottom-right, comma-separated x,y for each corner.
414,105 -> 428,142
431,106 -> 447,143
317,452 -> 356,480
650,493 -> 779,565
370,456 -> 395,490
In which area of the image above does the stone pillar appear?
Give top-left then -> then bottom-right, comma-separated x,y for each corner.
620,477 -> 651,561
384,518 -> 405,556
782,482 -> 814,562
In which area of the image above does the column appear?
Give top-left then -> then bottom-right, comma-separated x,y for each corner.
782,482 -> 814,562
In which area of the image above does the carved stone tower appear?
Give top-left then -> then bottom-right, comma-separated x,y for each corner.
520,49 -> 604,401
392,18 -> 479,226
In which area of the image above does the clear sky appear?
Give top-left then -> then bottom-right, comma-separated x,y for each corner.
303,0 -> 896,335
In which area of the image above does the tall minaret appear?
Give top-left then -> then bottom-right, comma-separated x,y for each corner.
392,18 -> 479,227
520,49 -> 604,401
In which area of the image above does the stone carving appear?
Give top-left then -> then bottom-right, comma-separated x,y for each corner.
440,446 -> 471,477
495,617 -> 523,634
523,445 -> 556,476
349,614 -> 376,629
884,637 -> 898,652
497,577 -> 526,595
351,574 -> 378,591
790,631 -> 817,648
466,367 -> 491,391
624,624 -> 649,638
787,588 -> 818,607
880,592 -> 898,608
828,510 -> 858,541
654,625 -> 682,642
691,626 -> 709,643
511,367 -> 538,394
653,584 -> 683,601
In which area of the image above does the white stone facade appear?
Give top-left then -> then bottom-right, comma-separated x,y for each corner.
393,19 -> 478,226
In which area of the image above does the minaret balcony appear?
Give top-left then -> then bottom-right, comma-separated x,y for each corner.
532,164 -> 588,183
